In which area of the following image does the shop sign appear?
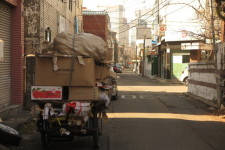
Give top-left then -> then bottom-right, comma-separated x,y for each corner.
31,86 -> 62,100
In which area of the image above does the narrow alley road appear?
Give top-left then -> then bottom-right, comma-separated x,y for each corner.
107,70 -> 225,150
19,70 -> 225,150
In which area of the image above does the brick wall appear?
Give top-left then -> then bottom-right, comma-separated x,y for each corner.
83,15 -> 108,41
11,0 -> 24,104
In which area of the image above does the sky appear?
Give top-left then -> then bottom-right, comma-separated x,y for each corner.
83,0 -> 154,21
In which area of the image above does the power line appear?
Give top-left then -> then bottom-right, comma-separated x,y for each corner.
96,0 -> 151,14
117,0 -> 197,35
110,0 -> 168,30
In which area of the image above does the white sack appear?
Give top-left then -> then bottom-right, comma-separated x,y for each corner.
54,32 -> 107,62
98,90 -> 110,107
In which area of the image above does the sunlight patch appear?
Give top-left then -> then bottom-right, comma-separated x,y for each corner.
117,86 -> 187,93
107,113 -> 220,122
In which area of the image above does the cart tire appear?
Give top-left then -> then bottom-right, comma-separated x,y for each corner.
41,132 -> 51,148
93,131 -> 100,149
0,123 -> 22,146
92,109 -> 100,149
112,95 -> 118,100
111,87 -> 118,100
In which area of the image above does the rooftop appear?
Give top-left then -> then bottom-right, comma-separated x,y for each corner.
82,10 -> 108,15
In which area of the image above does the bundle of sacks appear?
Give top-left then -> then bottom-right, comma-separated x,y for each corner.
42,32 -> 109,63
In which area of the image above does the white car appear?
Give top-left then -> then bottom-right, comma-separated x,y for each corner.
180,67 -> 188,86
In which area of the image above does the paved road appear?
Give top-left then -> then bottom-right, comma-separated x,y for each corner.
18,70 -> 225,150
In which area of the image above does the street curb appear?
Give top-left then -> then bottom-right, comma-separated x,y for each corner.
154,77 -> 183,84
0,110 -> 33,150
1,110 -> 33,131
183,92 -> 219,109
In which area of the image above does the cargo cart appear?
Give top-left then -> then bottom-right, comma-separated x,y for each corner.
30,32 -> 115,149
34,100 -> 105,149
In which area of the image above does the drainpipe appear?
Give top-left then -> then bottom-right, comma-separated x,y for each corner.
142,35 -> 146,77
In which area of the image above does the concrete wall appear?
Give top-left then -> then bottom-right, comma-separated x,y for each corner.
188,63 -> 217,103
146,60 -> 152,78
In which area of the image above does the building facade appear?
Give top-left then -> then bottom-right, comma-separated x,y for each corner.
97,5 -> 130,64
83,10 -> 110,42
23,0 -> 83,108
151,0 -> 216,79
24,0 -> 83,55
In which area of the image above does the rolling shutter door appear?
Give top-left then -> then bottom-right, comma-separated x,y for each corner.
0,1 -> 12,108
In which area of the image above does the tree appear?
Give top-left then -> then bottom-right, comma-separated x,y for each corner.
215,0 -> 225,20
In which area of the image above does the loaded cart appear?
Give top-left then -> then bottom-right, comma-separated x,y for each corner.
32,97 -> 105,149
30,32 -> 115,148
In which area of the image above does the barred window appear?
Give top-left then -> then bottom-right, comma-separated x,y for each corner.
69,0 -> 72,11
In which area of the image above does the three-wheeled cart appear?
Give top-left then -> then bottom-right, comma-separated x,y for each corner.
30,33 -> 114,148
33,100 -> 106,149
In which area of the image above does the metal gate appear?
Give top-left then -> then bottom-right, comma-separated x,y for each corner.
0,1 -> 12,108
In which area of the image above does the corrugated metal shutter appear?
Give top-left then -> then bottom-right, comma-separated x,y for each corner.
0,1 -> 12,108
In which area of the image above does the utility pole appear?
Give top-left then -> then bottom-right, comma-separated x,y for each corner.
158,0 -> 160,23
135,45 -> 138,73
210,0 -> 221,107
142,35 -> 146,77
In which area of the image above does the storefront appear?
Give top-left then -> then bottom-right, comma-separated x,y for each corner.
0,0 -> 24,109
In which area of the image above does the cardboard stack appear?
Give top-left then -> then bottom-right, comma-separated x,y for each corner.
34,56 -> 101,101
33,32 -> 114,101
35,57 -> 96,87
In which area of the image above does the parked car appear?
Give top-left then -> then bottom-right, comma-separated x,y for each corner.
180,67 -> 188,86
113,64 -> 123,73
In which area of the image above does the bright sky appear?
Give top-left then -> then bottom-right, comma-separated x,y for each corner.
83,0 -> 154,21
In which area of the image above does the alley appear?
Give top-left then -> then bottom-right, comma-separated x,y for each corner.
108,70 -> 225,150
18,70 -> 225,150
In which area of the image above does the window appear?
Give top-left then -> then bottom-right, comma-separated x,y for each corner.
45,27 -> 52,42
69,0 -> 72,11
182,55 -> 190,63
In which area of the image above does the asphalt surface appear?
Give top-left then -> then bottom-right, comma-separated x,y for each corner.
5,69 -> 225,150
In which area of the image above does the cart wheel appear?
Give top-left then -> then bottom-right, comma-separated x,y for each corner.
93,131 -> 100,149
111,87 -> 118,100
112,92 -> 118,100
92,109 -> 100,149
41,132 -> 51,148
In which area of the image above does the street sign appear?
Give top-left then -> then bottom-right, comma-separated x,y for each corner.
152,40 -> 157,44
159,24 -> 166,35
